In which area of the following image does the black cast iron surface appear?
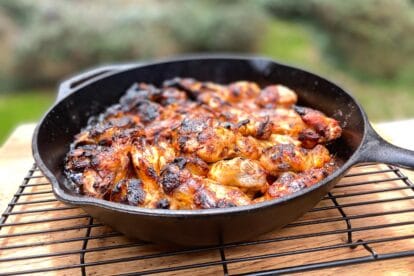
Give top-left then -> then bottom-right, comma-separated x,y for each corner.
0,163 -> 414,275
32,56 -> 414,245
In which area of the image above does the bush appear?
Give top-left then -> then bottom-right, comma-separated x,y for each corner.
1,0 -> 268,89
259,0 -> 414,79
311,0 -> 414,78
0,0 -> 36,25
167,1 -> 266,52
0,8 -> 19,91
12,2 -> 179,87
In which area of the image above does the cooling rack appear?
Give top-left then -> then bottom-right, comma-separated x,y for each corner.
1,163 -> 414,275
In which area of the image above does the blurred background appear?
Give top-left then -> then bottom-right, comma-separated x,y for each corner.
1,0 -> 414,143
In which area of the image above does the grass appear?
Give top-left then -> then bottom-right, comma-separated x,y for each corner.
0,91 -> 54,144
259,19 -> 414,121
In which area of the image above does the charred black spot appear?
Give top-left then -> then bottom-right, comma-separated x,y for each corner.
231,86 -> 241,97
98,139 -> 112,146
158,88 -> 186,106
178,136 -> 189,150
253,191 -> 264,199
180,117 -> 207,133
270,152 -> 280,161
80,144 -> 98,151
146,167 -> 158,179
298,129 -> 320,142
72,140 -> 95,149
161,97 -> 177,106
90,156 -> 100,167
99,185 -> 110,194
237,119 -> 250,128
103,104 -> 123,119
119,83 -> 151,106
110,180 -> 129,203
197,130 -> 212,143
222,122 -> 234,129
159,165 -> 181,194
132,100 -> 160,124
163,78 -> 198,100
277,172 -> 296,185
112,180 -> 124,193
277,163 -> 291,170
293,105 -> 307,116
217,199 -> 236,208
72,159 -> 91,170
127,179 -> 146,205
172,157 -> 187,169
156,198 -> 170,209
194,189 -> 217,209
118,127 -> 144,143
266,174 -> 278,184
69,173 -> 83,186
257,116 -> 271,139
287,180 -> 306,193
272,144 -> 295,161
89,125 -> 106,138
108,116 -> 134,128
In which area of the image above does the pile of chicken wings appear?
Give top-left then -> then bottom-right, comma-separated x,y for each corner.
65,78 -> 342,209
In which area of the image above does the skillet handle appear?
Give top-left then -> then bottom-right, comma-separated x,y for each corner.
57,63 -> 140,101
356,123 -> 414,169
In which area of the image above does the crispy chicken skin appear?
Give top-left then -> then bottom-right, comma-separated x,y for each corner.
64,78 -> 342,209
259,144 -> 331,175
209,157 -> 268,194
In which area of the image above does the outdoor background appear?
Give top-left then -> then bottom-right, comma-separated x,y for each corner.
1,0 -> 414,143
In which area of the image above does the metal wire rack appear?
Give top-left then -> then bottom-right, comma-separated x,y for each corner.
1,163 -> 414,275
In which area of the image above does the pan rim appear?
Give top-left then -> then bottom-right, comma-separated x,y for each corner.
32,54 -> 369,218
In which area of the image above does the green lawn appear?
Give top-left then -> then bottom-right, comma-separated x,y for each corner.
0,91 -> 54,144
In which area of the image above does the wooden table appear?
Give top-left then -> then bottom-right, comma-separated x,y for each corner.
0,122 -> 413,275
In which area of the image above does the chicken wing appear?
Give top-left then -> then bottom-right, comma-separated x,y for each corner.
208,157 -> 267,194
259,144 -> 331,175
267,162 -> 337,198
65,143 -> 131,198
295,106 -> 342,146
171,116 -> 237,163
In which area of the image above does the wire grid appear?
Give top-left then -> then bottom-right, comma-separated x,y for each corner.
1,163 -> 414,275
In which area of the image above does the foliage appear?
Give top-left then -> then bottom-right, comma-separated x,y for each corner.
166,1 -> 266,52
259,19 -> 414,121
259,0 -> 414,79
0,0 -> 35,25
0,0 -> 267,90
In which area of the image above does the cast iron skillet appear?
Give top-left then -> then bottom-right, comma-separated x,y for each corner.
32,55 -> 414,246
